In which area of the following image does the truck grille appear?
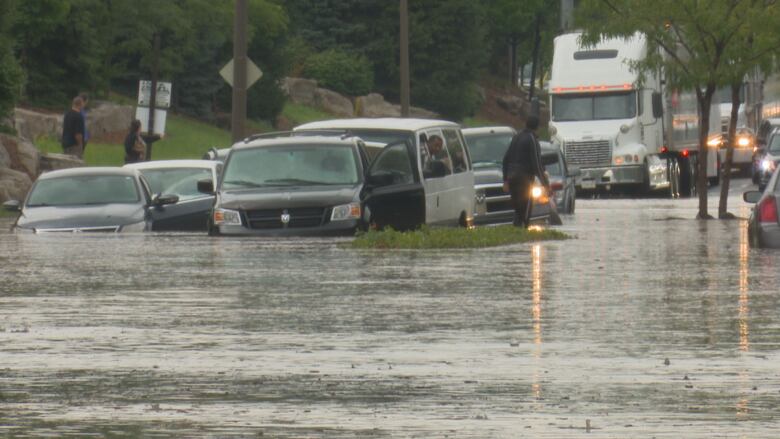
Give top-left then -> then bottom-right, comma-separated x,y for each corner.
564,140 -> 612,167
245,207 -> 328,229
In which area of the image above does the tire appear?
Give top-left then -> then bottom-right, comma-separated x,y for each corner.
667,158 -> 680,199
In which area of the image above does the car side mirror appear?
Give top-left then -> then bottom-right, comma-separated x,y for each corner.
567,166 -> 581,177
652,92 -> 664,119
367,171 -> 395,187
153,193 -> 179,206
743,191 -> 762,204
197,178 -> 214,194
423,160 -> 447,179
3,200 -> 20,212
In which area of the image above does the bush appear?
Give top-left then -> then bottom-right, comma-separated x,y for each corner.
350,225 -> 570,249
303,49 -> 374,96
0,44 -> 22,118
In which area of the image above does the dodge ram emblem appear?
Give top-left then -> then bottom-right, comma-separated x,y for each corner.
281,210 -> 291,225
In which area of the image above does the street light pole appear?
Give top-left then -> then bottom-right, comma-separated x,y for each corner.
400,0 -> 410,117
232,0 -> 248,143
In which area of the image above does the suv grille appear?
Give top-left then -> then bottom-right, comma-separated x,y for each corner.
245,207 -> 328,229
565,140 -> 612,166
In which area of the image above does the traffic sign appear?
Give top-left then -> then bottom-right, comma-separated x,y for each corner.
220,58 -> 263,89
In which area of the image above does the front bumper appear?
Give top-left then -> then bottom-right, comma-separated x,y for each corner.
215,219 -> 361,236
473,184 -> 552,225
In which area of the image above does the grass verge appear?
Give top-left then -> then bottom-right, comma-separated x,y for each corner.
350,225 -> 570,249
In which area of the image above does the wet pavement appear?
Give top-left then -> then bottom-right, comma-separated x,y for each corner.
1,178 -> 778,438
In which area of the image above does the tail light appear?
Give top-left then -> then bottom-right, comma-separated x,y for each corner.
550,181 -> 564,191
758,196 -> 779,223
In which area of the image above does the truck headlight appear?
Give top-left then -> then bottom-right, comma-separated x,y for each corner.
737,136 -> 751,147
761,159 -> 776,172
214,208 -> 242,226
331,202 -> 361,221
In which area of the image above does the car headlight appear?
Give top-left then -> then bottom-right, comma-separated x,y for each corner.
331,202 -> 361,221
214,208 -> 242,226
761,159 -> 776,172
737,136 -> 751,147
121,221 -> 147,233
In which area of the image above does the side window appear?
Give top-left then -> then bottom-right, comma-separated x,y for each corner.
421,130 -> 452,179
369,142 -> 414,185
138,176 -> 153,202
442,129 -> 468,173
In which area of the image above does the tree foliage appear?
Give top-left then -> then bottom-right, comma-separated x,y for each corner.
303,49 -> 374,96
0,0 -> 22,118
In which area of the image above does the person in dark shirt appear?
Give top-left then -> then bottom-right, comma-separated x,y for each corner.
124,119 -> 146,164
79,92 -> 90,152
61,96 -> 85,158
502,115 -> 550,228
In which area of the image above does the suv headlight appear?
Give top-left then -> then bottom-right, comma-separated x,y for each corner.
761,159 -> 776,173
214,208 -> 242,226
331,202 -> 361,221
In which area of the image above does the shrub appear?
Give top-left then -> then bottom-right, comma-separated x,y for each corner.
303,49 -> 374,96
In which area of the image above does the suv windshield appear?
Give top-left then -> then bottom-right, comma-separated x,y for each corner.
552,91 -> 637,121
27,175 -> 140,207
222,144 -> 360,189
769,134 -> 780,153
140,168 -> 213,200
464,133 -> 513,167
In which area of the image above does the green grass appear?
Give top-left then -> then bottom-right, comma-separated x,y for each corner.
350,225 -> 570,249
35,113 -> 233,166
281,102 -> 336,126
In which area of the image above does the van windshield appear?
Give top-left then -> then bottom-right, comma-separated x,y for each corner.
552,91 -> 637,121
222,144 -> 360,189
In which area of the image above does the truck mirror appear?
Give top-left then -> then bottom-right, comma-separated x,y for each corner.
652,92 -> 664,119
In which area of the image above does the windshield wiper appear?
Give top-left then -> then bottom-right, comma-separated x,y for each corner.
263,178 -> 339,186
223,179 -> 265,188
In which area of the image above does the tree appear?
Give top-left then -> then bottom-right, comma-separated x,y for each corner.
577,0 -> 778,219
0,0 -> 22,119
717,6 -> 780,218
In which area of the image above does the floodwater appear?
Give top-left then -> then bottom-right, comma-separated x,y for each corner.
1,179 -> 778,438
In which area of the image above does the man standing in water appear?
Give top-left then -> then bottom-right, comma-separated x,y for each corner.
502,115 -> 549,228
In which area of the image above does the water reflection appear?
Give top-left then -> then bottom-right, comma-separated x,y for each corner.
738,219 -> 750,353
531,244 -> 543,400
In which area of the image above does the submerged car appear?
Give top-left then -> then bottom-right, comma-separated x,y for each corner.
743,166 -> 780,248
463,126 -> 578,226
294,118 -> 476,228
3,167 -> 179,233
124,160 -> 221,231
756,129 -> 780,192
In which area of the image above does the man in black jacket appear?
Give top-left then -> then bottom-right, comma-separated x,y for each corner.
502,115 -> 550,227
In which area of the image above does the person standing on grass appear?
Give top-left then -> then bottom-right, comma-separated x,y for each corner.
79,92 -> 90,153
502,115 -> 549,228
61,96 -> 85,158
124,119 -> 146,164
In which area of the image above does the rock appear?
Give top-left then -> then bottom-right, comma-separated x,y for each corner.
0,166 -> 32,203
86,102 -> 134,141
281,77 -> 319,107
497,95 -> 526,117
39,152 -> 85,173
314,88 -> 354,117
13,108 -> 62,142
0,134 -> 39,178
0,141 -> 9,168
357,93 -> 400,118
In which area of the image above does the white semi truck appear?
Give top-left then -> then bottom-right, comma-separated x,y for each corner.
548,32 -> 720,196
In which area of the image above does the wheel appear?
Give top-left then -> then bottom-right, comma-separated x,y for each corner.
667,158 -> 680,199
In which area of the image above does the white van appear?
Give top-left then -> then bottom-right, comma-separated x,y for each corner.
295,118 -> 475,228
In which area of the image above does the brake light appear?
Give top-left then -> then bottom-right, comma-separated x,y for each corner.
551,181 -> 564,191
660,146 -> 668,153
758,196 -> 779,223
681,149 -> 690,158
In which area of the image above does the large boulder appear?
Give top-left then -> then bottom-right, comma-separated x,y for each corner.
281,77 -> 318,107
0,167 -> 32,203
409,106 -> 439,119
39,152 -> 85,173
357,93 -> 401,118
87,102 -> 134,141
314,88 -> 354,117
0,134 -> 39,178
13,108 -> 62,142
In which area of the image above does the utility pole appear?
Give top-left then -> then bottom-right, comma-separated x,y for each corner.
232,0 -> 248,143
400,0 -> 410,117
145,32 -> 160,161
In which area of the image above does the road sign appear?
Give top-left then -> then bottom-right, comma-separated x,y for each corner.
220,58 -> 263,89
135,107 -> 167,136
138,80 -> 172,108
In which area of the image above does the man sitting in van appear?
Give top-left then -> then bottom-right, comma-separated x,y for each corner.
423,134 -> 451,177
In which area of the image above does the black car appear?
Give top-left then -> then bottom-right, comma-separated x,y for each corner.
3,167 -> 179,233
198,135 -> 433,235
756,129 -> 780,191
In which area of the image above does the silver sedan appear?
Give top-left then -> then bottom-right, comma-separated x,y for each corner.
744,165 -> 780,248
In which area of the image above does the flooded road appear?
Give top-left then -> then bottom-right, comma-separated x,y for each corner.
1,178 -> 779,438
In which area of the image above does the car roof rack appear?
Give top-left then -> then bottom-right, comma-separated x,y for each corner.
242,129 -> 359,143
